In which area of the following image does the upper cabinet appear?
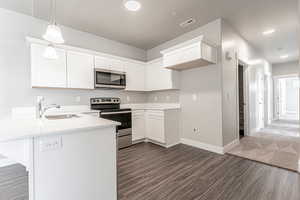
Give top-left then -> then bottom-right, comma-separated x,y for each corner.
95,56 -> 124,72
161,36 -> 218,71
31,43 -> 67,88
67,51 -> 94,89
124,61 -> 145,91
146,59 -> 179,91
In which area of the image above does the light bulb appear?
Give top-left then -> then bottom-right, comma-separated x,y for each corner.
43,24 -> 65,44
43,44 -> 58,59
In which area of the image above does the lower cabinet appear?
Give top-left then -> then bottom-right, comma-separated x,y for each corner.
132,110 -> 146,141
145,111 -> 165,144
132,109 -> 180,147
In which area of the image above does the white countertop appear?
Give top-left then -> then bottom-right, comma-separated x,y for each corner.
121,103 -> 181,110
0,114 -> 120,143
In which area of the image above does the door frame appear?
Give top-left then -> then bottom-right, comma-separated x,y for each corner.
236,60 -> 250,137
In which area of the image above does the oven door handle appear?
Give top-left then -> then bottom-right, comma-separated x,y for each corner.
101,111 -> 132,115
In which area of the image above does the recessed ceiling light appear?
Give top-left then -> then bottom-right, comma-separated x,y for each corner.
280,54 -> 289,59
124,0 -> 141,11
262,29 -> 275,36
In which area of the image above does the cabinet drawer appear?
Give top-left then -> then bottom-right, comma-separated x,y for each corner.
146,110 -> 164,117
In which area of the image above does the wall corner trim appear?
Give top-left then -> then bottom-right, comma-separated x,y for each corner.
180,138 -> 224,154
222,139 -> 240,153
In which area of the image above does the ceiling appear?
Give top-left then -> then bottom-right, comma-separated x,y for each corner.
0,0 -> 298,63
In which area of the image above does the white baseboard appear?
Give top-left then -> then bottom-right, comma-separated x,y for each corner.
180,138 -> 224,154
0,158 -> 17,168
223,139 -> 240,153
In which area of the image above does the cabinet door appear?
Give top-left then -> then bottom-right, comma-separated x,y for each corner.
145,111 -> 165,143
132,110 -> 145,141
31,43 -> 67,88
94,56 -> 113,70
111,59 -> 124,72
146,59 -> 179,91
67,51 -> 94,89
125,61 -> 145,91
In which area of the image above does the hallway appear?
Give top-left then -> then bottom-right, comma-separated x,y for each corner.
228,120 -> 300,171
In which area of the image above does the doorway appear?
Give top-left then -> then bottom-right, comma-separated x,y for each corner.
238,64 -> 245,138
274,75 -> 299,121
237,62 -> 249,138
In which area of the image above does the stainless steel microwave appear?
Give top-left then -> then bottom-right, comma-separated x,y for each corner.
94,68 -> 126,89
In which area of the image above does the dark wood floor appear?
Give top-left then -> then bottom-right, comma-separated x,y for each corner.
118,143 -> 300,200
1,143 -> 300,200
0,164 -> 28,200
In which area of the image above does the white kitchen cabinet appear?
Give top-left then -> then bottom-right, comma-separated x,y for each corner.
161,36 -> 217,71
146,59 -> 179,91
145,110 -> 165,143
94,56 -> 113,70
144,109 -> 180,147
95,56 -> 124,72
31,43 -> 67,88
111,59 -> 125,72
132,110 -> 146,141
67,51 -> 94,89
125,61 -> 145,91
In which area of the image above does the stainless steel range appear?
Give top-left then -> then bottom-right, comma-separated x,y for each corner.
90,97 -> 132,149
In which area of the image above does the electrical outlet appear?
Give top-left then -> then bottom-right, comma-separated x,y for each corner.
193,128 -> 201,134
40,136 -> 63,152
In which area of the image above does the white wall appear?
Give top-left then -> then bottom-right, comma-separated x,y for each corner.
0,8 -> 147,119
272,61 -> 299,76
147,19 -> 223,147
221,19 -> 272,143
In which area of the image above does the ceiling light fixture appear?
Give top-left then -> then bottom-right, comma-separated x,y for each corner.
262,29 -> 275,36
43,0 -> 65,44
124,0 -> 141,11
280,54 -> 289,59
43,44 -> 58,60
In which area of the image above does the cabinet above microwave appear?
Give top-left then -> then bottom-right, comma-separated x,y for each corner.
160,36 -> 218,71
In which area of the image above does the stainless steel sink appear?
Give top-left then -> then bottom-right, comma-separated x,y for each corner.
45,114 -> 80,120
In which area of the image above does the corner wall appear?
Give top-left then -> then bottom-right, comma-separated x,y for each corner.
147,19 -> 223,148
221,19 -> 272,145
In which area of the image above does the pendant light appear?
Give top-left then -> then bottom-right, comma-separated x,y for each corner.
43,44 -> 58,60
43,0 -> 64,44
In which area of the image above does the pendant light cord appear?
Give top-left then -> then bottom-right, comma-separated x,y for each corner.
51,0 -> 57,25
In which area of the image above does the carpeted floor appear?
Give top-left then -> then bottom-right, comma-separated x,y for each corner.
228,120 -> 300,171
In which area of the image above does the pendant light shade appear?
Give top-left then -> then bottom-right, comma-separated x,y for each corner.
43,0 -> 64,44
43,44 -> 58,59
43,24 -> 65,44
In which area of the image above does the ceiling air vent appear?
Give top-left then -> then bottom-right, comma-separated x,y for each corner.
180,18 -> 196,28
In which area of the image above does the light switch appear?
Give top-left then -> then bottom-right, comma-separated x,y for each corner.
40,136 -> 63,152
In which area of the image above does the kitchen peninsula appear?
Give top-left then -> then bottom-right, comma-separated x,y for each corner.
0,113 -> 119,200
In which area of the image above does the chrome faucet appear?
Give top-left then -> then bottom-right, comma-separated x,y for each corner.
36,96 -> 61,118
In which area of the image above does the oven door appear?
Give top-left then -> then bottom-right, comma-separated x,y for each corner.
95,69 -> 126,89
100,110 -> 132,149
100,110 -> 132,132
